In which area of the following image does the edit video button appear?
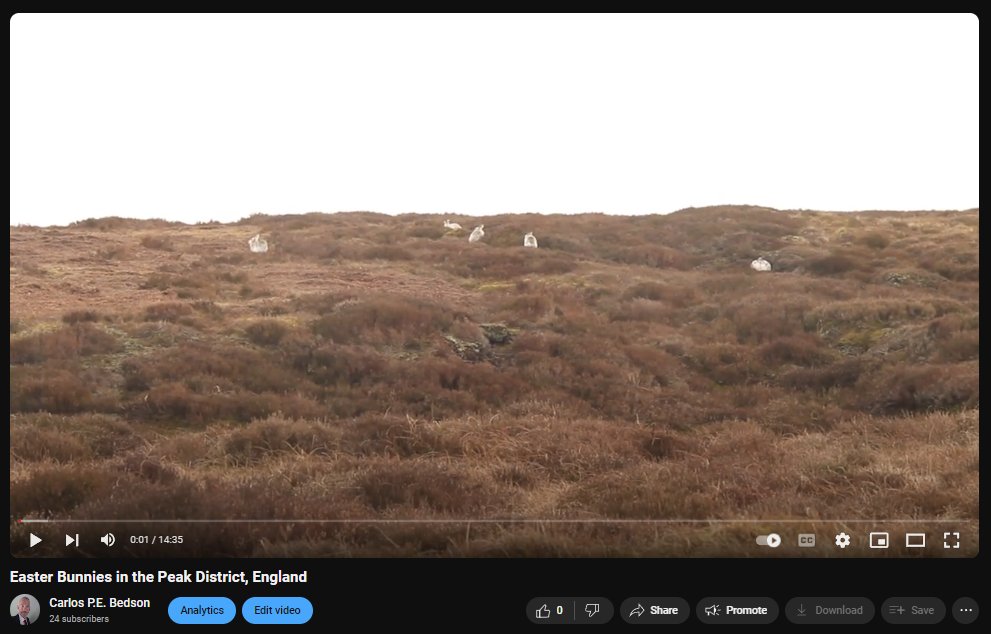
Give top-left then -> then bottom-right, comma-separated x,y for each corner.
242,597 -> 313,624
167,597 -> 237,624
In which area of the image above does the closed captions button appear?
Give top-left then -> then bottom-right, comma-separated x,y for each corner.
241,597 -> 313,625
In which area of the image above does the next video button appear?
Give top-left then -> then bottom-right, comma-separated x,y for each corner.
242,597 -> 313,625
168,597 -> 236,624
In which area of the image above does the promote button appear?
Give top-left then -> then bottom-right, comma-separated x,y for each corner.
242,597 -> 313,625
167,597 -> 236,624
696,597 -> 778,624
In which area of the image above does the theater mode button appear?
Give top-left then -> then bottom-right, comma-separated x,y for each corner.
242,597 -> 313,625
167,597 -> 236,624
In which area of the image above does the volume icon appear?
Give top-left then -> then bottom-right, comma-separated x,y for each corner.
100,533 -> 116,546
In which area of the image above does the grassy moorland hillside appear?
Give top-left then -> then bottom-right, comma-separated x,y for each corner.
9,206 -> 979,556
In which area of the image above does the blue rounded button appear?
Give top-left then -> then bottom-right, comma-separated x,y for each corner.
242,597 -> 313,624
168,597 -> 236,624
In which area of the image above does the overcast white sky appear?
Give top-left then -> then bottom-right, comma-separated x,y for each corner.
10,13 -> 978,226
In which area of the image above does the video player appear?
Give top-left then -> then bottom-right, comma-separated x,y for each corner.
8,12 -> 980,628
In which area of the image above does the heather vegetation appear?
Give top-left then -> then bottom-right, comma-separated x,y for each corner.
9,206 -> 979,556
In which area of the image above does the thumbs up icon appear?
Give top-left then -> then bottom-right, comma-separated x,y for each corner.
535,604 -> 551,619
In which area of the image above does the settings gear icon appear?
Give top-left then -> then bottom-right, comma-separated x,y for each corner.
834,532 -> 852,548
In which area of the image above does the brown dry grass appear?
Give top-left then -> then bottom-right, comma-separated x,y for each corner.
9,206 -> 979,557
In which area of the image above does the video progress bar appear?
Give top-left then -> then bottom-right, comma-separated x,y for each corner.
17,519 -> 976,524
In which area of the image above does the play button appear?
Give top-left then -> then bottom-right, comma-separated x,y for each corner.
29,533 -> 42,547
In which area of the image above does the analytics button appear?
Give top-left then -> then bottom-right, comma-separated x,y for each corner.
167,597 -> 236,624
242,597 -> 313,625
